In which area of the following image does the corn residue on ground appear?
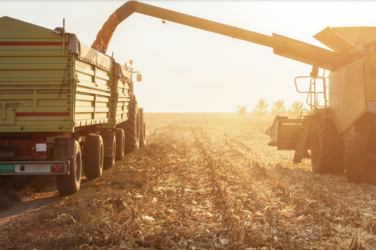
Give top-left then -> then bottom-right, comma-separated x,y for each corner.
2,124 -> 376,249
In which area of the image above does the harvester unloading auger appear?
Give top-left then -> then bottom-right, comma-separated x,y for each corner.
94,1 -> 376,183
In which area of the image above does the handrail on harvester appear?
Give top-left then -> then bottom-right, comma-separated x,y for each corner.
294,76 -> 328,108
92,1 -> 351,71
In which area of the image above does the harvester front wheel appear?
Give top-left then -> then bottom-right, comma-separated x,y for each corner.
139,108 -> 146,148
345,131 -> 376,183
311,118 -> 344,174
83,135 -> 104,179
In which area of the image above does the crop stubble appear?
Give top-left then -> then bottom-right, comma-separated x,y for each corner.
2,125 -> 376,249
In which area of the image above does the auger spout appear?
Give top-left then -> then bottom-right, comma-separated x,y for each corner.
92,1 -> 350,71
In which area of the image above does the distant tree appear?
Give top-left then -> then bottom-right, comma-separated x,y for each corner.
270,100 -> 286,116
288,101 -> 304,117
237,104 -> 247,116
254,99 -> 269,117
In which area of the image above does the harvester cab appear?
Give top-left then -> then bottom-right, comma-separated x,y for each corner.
92,1 -> 376,183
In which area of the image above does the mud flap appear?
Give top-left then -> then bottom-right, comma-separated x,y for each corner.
53,138 -> 74,175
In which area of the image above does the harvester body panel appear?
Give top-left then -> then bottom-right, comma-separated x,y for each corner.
329,59 -> 367,134
364,54 -> 376,115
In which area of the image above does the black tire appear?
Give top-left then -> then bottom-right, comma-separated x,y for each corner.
345,131 -> 376,183
102,131 -> 116,169
115,128 -> 125,161
310,117 -> 344,174
83,135 -> 104,179
55,140 -> 82,195
139,108 -> 146,148
122,98 -> 140,154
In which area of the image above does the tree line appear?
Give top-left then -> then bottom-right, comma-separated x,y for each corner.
237,99 -> 304,117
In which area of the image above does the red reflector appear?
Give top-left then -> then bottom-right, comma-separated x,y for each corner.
51,165 -> 65,172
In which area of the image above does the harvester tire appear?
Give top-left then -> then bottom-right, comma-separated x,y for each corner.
83,135 -> 104,179
102,130 -> 116,169
345,131 -> 376,183
122,99 -> 140,154
311,118 -> 344,174
139,108 -> 146,148
55,139 -> 82,195
115,128 -> 125,161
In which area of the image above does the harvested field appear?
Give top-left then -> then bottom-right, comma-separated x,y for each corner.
1,118 -> 376,249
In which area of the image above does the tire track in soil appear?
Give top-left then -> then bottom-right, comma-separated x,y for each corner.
190,127 -> 294,249
0,178 -> 91,232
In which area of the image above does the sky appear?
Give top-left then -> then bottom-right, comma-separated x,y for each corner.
1,1 -> 376,113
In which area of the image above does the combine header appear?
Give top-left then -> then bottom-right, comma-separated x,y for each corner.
91,1 -> 376,183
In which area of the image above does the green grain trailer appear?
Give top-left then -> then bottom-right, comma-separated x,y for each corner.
0,16 -> 146,194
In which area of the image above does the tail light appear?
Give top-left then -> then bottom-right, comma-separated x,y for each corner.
51,164 -> 65,172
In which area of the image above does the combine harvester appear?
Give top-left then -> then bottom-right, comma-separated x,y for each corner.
0,16 -> 146,194
91,1 -> 376,183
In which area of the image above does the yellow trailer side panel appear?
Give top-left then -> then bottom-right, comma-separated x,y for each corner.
73,60 -> 110,128
0,16 -> 112,132
105,64 -> 131,128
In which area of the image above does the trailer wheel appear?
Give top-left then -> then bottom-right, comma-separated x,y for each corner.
122,99 -> 140,154
115,128 -> 125,161
102,130 -> 116,169
310,118 -> 344,174
83,135 -> 104,179
55,139 -> 82,195
139,108 -> 146,148
345,131 -> 376,183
